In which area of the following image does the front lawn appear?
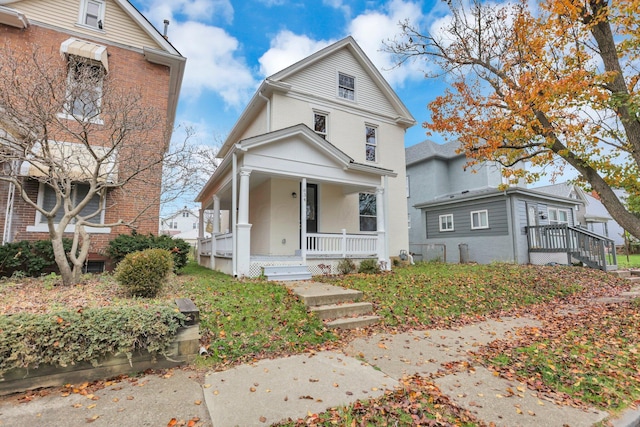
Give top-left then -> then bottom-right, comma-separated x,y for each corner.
617,253 -> 640,268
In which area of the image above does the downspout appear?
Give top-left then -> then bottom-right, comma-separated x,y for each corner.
232,151 -> 238,276
508,191 -> 519,263
258,90 -> 271,133
384,175 -> 390,268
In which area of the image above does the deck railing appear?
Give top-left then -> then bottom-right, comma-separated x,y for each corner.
306,230 -> 377,257
526,224 -> 617,270
199,237 -> 212,255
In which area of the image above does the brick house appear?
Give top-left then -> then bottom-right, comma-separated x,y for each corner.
0,0 -> 185,271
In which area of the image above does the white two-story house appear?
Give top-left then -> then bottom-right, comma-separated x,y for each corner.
195,36 -> 415,278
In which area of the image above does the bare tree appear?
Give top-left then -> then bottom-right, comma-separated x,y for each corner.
0,44 -> 186,285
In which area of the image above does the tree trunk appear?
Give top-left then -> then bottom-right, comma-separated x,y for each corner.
51,233 -> 75,286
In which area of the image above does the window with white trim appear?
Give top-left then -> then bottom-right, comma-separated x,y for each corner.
548,208 -> 569,224
406,175 -> 410,198
359,193 -> 377,232
439,214 -> 454,232
338,72 -> 355,100
79,0 -> 105,29
38,183 -> 104,225
471,210 -> 489,229
313,112 -> 327,139
365,125 -> 377,162
65,56 -> 105,120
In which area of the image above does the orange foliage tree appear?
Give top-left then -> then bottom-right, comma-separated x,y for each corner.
387,0 -> 640,239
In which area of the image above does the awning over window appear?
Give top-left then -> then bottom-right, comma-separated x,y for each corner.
20,141 -> 118,184
60,38 -> 109,72
0,5 -> 29,28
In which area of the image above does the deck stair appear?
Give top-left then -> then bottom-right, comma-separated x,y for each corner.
287,282 -> 379,330
263,265 -> 312,281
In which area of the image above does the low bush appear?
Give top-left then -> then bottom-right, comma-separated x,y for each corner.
107,233 -> 190,272
358,259 -> 380,274
114,249 -> 173,298
0,239 -> 72,278
0,305 -> 184,376
337,258 -> 356,275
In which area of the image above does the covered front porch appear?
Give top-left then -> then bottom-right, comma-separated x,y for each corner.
195,125 -> 394,278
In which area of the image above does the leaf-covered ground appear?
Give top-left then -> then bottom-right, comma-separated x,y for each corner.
2,262 -> 638,424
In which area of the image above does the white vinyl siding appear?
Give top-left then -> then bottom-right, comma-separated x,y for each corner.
11,0 -> 161,49
283,49 -> 398,118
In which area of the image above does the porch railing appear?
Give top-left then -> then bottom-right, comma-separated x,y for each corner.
306,230 -> 377,257
199,237 -> 212,255
215,233 -> 233,257
526,224 -> 617,271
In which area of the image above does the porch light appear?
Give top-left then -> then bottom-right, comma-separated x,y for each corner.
291,192 -> 297,199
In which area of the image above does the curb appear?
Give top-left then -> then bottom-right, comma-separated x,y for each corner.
611,407 -> 640,427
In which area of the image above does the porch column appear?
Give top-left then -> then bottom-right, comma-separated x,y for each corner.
301,178 -> 307,263
212,195 -> 221,234
210,195 -> 221,270
376,187 -> 389,270
197,207 -> 204,264
236,168 -> 252,276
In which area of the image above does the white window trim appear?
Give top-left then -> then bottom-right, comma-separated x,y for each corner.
27,182 -> 110,234
406,175 -> 410,198
439,214 -> 454,232
77,0 -> 105,31
365,124 -> 377,163
470,209 -> 489,230
548,207 -> 569,224
337,72 -> 355,102
313,110 -> 328,139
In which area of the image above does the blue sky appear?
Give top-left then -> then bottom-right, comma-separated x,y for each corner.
130,0 -> 451,152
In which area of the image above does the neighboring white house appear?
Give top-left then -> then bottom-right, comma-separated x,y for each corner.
195,36 -> 415,278
160,206 -> 199,236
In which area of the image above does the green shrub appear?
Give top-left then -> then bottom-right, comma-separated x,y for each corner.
107,233 -> 190,272
337,258 -> 356,275
0,305 -> 184,376
0,239 -> 72,278
358,259 -> 380,274
114,249 -> 173,297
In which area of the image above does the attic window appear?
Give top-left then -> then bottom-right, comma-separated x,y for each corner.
79,0 -> 105,30
338,73 -> 355,101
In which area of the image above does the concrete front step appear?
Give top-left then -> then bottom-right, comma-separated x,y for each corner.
309,302 -> 373,320
263,265 -> 312,282
325,315 -> 380,330
288,284 -> 363,307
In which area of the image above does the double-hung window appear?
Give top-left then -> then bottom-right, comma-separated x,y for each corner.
313,112 -> 327,139
359,193 -> 377,232
39,183 -> 103,225
365,125 -> 377,162
470,210 -> 489,229
79,0 -> 105,29
338,73 -> 355,100
66,56 -> 105,121
439,214 -> 454,232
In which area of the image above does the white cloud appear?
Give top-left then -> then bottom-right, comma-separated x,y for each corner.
348,0 -> 427,87
139,0 -> 234,25
258,31 -> 334,77
169,21 -> 257,107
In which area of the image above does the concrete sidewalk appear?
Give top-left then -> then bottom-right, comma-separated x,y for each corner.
2,280 -> 639,426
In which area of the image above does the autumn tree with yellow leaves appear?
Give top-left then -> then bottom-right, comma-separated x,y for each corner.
388,0 -> 640,238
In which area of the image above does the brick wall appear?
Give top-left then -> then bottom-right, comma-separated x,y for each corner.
1,24 -> 172,262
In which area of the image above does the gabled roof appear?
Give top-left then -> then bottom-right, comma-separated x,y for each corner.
0,0 -> 185,128
218,36 -> 415,158
196,124 -> 395,202
533,182 -> 588,204
406,139 -> 464,166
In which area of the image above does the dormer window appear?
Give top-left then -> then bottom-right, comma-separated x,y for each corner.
79,0 -> 105,30
338,73 -> 355,101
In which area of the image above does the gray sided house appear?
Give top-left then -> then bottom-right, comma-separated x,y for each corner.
406,140 -> 617,270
